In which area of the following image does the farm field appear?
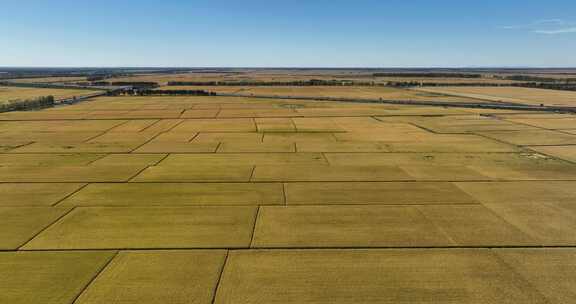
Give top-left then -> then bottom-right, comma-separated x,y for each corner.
109,70 -> 523,85
0,86 -> 102,104
416,86 -> 576,107
105,71 -> 347,85
1,95 -> 576,303
374,76 -> 520,84
7,76 -> 87,83
159,85 -> 487,103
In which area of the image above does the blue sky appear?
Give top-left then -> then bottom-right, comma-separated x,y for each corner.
1,0 -> 575,67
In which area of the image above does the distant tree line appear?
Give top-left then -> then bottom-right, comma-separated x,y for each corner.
110,89 -> 216,96
517,82 -> 576,91
0,81 -> 102,91
0,96 -> 55,113
386,81 -> 512,87
166,79 -> 359,86
373,73 -> 483,78
495,75 -> 576,83
85,81 -> 159,88
387,81 -> 576,91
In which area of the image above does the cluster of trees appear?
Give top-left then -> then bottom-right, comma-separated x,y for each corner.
111,89 -> 215,96
0,96 -> 55,113
373,73 -> 483,78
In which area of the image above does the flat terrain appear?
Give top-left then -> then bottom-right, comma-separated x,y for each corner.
160,85 -> 485,103
107,70 -> 523,85
8,76 -> 87,84
416,86 -> 576,107
1,95 -> 576,303
0,86 -> 102,104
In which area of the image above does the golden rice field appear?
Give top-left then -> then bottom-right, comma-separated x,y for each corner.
1,95 -> 576,303
416,86 -> 576,107
106,72 -> 346,85
8,76 -> 87,84
0,86 -> 102,104
159,85 -> 485,103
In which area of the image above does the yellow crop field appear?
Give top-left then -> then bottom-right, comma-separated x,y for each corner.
416,86 -> 576,107
158,85 -> 484,103
9,76 -> 87,83
0,86 -> 102,104
1,94 -> 576,303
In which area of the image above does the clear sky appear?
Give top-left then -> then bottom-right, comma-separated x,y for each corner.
1,0 -> 575,67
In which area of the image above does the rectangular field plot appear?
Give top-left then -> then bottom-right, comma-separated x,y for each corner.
0,165 -> 146,182
252,205 -> 451,247
0,207 -> 71,249
417,86 -> 576,107
173,119 -> 256,132
215,250 -> 547,304
74,251 -> 226,304
0,251 -> 115,304
252,165 -> 412,182
530,145 -> 576,163
296,141 -> 390,152
252,205 -> 535,248
11,142 -> 141,153
23,206 -> 258,249
61,183 -> 284,207
478,130 -> 576,146
193,132 -> 263,143
494,249 -> 576,304
285,182 -> 479,205
454,181 -> 576,204
131,165 -> 254,182
323,152 -> 564,166
482,201 -> 576,246
134,141 -> 219,153
161,153 -> 328,166
255,118 -> 296,132
292,118 -> 345,132
217,142 -> 296,153
0,153 -> 102,166
0,183 -> 85,206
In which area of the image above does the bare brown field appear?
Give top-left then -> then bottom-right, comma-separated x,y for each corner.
0,86 -> 102,104
415,86 -> 576,107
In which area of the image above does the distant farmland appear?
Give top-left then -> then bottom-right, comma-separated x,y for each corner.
415,86 -> 576,107
157,86 -> 486,103
0,86 -> 102,104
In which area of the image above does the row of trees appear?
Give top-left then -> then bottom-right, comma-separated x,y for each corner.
373,73 -> 483,78
167,79 -> 359,86
110,89 -> 215,96
495,75 -> 576,83
0,96 -> 55,113
85,81 -> 159,88
387,81 -> 576,91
